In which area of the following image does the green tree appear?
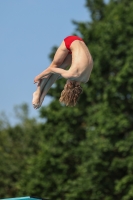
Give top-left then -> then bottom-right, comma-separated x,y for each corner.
0,104 -> 43,198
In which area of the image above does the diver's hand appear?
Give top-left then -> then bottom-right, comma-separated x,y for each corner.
34,76 -> 41,86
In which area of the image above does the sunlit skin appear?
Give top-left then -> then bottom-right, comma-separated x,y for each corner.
32,38 -> 93,109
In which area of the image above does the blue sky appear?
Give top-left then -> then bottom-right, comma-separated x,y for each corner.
0,0 -> 90,125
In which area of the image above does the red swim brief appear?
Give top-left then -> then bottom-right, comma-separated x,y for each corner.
64,35 -> 84,54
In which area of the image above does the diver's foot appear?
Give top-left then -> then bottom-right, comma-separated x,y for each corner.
32,92 -> 41,109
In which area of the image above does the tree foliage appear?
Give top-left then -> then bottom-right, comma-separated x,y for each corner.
0,106 -> 43,198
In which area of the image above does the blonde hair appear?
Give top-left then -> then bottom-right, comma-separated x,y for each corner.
59,81 -> 83,107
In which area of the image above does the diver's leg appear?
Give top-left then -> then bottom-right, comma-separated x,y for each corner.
34,54 -> 72,109
32,75 -> 52,108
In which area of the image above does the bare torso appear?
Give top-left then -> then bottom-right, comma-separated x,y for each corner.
67,40 -> 93,83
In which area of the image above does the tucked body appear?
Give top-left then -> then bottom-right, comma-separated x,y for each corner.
32,36 -> 93,108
